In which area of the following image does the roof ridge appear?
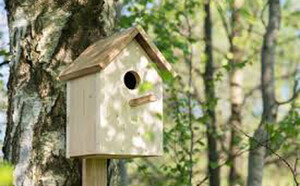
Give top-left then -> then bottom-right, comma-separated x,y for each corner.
59,25 -> 173,81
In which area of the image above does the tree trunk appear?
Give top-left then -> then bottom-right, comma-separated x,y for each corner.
247,0 -> 280,186
3,0 -> 119,185
117,159 -> 128,186
228,1 -> 244,185
203,1 -> 220,186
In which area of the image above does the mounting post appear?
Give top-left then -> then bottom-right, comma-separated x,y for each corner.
82,159 -> 107,186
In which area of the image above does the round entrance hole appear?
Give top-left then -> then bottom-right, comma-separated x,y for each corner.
123,71 -> 140,90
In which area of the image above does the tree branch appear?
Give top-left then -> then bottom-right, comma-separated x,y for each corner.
232,124 -> 299,186
215,1 -> 231,43
0,60 -> 9,67
242,70 -> 298,107
260,0 -> 270,28
197,120 -> 300,186
276,70 -> 300,105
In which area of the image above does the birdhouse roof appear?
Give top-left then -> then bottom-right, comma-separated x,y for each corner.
59,25 -> 173,81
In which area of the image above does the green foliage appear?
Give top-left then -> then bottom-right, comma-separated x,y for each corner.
267,109 -> 300,153
118,0 -> 300,185
120,0 -> 202,185
162,86 -> 196,186
0,161 -> 13,186
119,0 -> 198,64
139,81 -> 153,94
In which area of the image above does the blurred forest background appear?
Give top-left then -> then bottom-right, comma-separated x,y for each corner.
0,0 -> 300,186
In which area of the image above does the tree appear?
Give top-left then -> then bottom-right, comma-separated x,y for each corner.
247,0 -> 281,185
3,0 -> 119,185
227,1 -> 244,184
203,1 -> 220,186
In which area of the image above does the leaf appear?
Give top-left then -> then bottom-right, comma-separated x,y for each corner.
209,162 -> 219,169
156,113 -> 163,120
160,70 -> 174,83
139,81 -> 154,94
0,161 -> 13,186
144,132 -> 155,142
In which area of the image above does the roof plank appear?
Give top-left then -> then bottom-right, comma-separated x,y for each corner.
59,25 -> 173,81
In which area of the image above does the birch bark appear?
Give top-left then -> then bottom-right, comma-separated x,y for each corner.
204,1 -> 220,186
3,0 -> 119,185
247,0 -> 280,186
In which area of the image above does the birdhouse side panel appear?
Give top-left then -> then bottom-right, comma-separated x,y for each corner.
97,40 -> 163,157
67,73 -> 100,157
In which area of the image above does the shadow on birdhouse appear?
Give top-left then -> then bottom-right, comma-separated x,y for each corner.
59,25 -> 174,158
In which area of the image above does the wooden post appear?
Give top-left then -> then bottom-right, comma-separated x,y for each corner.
82,159 -> 107,186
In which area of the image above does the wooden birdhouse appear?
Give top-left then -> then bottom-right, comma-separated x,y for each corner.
59,25 -> 173,158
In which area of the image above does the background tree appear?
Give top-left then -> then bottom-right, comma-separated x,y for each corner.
227,1 -> 244,184
247,0 -> 281,185
203,0 -> 220,186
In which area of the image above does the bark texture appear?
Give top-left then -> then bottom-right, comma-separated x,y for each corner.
203,1 -> 220,186
107,159 -> 128,186
117,160 -> 128,186
247,0 -> 280,186
228,1 -> 244,185
3,0 -> 119,185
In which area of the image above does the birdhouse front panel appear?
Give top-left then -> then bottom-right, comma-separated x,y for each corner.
98,40 -> 163,157
66,40 -> 163,158
62,25 -> 174,158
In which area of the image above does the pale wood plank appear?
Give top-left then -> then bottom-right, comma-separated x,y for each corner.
70,153 -> 162,159
82,159 -> 107,186
129,94 -> 157,107
59,27 -> 138,81
135,25 -> 173,73
98,40 -> 163,157
67,40 -> 163,158
59,25 -> 174,81
68,73 -> 98,156
66,82 -> 70,158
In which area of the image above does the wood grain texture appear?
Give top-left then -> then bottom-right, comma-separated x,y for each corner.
67,73 -> 99,157
97,40 -> 163,157
59,25 -> 174,81
82,159 -> 107,186
67,40 -> 163,158
69,153 -> 161,159
135,26 -> 173,73
129,94 -> 157,107
3,0 -> 118,185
